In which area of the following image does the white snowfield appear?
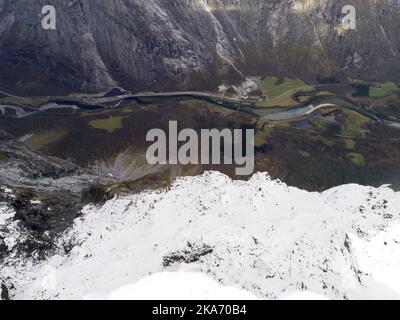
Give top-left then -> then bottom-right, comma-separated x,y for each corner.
86,271 -> 259,300
1,172 -> 400,300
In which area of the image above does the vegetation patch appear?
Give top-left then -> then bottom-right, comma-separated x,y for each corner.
342,110 -> 370,137
0,96 -> 49,107
0,151 -> 7,161
344,139 -> 356,150
312,119 -> 330,131
257,76 -> 314,107
122,106 -> 135,113
318,136 -> 335,147
89,116 -> 126,133
254,123 -> 274,147
81,109 -> 115,117
347,152 -> 365,166
25,130 -> 67,151
370,82 -> 399,98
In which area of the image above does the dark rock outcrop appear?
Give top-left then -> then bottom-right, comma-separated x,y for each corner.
163,242 -> 214,267
1,281 -> 10,300
0,130 -> 113,234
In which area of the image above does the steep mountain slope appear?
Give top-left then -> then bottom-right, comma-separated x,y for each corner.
0,129 -> 116,246
1,172 -> 400,300
0,0 -> 399,94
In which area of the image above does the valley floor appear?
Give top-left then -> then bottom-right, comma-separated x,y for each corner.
1,172 -> 400,300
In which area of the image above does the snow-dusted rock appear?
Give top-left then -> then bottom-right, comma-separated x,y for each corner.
1,172 -> 400,300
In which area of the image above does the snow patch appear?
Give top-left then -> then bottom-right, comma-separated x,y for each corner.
280,291 -> 330,300
2,172 -> 400,300
0,202 -> 14,226
86,271 -> 258,300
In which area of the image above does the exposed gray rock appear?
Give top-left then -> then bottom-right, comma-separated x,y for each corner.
0,130 -> 114,234
0,130 -> 109,190
0,0 -> 399,94
163,242 -> 214,267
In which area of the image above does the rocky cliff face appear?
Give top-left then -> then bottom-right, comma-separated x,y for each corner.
0,0 -> 399,94
0,130 -> 115,236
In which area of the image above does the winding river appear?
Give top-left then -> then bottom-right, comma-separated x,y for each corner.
1,89 -> 400,130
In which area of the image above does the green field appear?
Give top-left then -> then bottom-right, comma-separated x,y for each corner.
25,130 -> 67,151
342,110 -> 370,137
370,82 -> 399,98
347,152 -> 365,167
344,138 -> 356,150
257,76 -> 314,107
0,96 -> 49,107
89,116 -> 126,133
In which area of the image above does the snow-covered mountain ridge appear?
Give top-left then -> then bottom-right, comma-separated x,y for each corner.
1,171 -> 400,300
